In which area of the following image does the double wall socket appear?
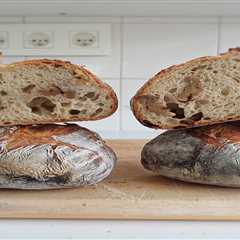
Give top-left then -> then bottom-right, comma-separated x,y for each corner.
0,24 -> 111,55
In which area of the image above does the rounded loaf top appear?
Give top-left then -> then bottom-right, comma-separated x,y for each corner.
0,124 -> 116,189
141,122 -> 240,187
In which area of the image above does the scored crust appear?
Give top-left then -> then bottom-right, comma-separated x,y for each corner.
0,124 -> 117,189
131,48 -> 240,129
0,59 -> 118,126
141,121 -> 240,187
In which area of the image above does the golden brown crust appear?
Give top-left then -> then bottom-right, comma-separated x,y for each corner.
131,48 -> 240,129
188,122 -> 240,145
2,124 -> 79,150
2,59 -> 118,125
0,124 -> 104,151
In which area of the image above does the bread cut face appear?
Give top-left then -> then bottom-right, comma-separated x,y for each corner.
0,59 -> 118,126
131,48 -> 240,129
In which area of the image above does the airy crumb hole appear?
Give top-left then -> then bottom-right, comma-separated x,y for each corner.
84,92 -> 100,101
90,108 -> 103,117
189,112 -> 203,121
39,85 -> 64,96
95,108 -> 103,114
166,102 -> 185,119
84,92 -> 95,98
69,109 -> 87,115
27,97 -> 56,115
0,90 -> 7,96
69,109 -> 80,115
22,84 -> 36,94
191,65 -> 207,72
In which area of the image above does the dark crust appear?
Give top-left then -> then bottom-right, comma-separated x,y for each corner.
2,59 -> 118,126
141,121 -> 240,187
131,48 -> 240,129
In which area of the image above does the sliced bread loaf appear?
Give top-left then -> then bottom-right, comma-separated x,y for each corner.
131,48 -> 240,129
0,59 -> 118,126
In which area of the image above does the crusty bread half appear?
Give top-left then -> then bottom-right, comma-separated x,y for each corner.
0,59 -> 118,126
131,48 -> 240,129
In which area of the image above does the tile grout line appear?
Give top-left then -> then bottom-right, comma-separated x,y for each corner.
22,16 -> 27,60
216,16 -> 222,54
119,16 -> 124,132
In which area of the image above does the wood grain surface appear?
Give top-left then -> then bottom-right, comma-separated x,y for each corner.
0,139 -> 240,220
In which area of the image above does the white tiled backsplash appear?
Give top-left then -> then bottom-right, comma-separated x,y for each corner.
0,17 -> 237,138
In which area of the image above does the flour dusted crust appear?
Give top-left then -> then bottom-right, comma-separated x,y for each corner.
141,122 -> 240,187
131,48 -> 240,129
0,124 -> 116,189
0,59 -> 118,126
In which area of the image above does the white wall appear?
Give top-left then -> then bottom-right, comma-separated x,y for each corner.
0,16 -> 237,138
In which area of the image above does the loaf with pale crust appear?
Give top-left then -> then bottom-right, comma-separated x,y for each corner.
0,124 -> 116,189
131,48 -> 240,129
0,59 -> 118,126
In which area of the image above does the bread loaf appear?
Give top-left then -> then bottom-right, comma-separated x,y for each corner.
131,48 -> 240,129
0,124 -> 116,189
0,59 -> 118,126
142,122 -> 240,187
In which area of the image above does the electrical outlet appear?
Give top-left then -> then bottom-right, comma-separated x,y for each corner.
0,24 -> 111,55
70,31 -> 98,48
24,31 -> 54,49
0,32 -> 8,49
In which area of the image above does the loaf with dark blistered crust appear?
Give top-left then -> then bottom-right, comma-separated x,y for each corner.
142,122 -> 240,187
0,124 -> 116,189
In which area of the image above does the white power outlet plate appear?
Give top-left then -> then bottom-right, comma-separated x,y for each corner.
70,31 -> 98,48
24,31 -> 54,49
0,31 -> 8,49
0,24 -> 111,56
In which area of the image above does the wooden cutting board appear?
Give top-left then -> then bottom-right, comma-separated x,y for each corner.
0,139 -> 240,220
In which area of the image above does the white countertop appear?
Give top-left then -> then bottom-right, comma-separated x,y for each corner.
1,220 -> 240,239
